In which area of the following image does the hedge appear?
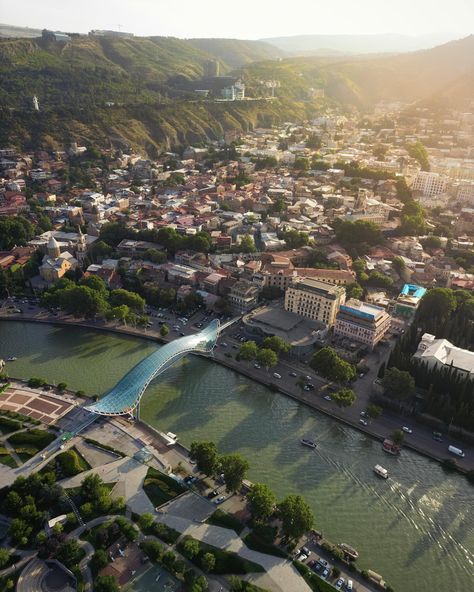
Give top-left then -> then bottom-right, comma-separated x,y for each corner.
56,448 -> 91,477
178,535 -> 264,575
0,416 -> 22,435
243,532 -> 288,559
143,467 -> 186,507
207,509 -> 244,534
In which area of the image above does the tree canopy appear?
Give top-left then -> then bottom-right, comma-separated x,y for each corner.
189,441 -> 220,476
332,388 -> 356,409
381,367 -> 415,400
277,494 -> 314,540
220,453 -> 250,492
247,483 -> 276,522
310,348 -> 356,383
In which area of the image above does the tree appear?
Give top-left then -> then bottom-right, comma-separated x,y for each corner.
56,539 -> 84,569
422,236 -> 442,250
191,575 -> 209,592
181,537 -> 201,560
392,257 -> 406,276
0,216 -> 35,250
238,234 -> 256,254
407,140 -> 430,171
0,548 -> 10,569
110,289 -> 145,312
346,282 -> 363,300
220,453 -> 250,492
57,382 -> 67,392
160,324 -> 170,337
190,441 -> 220,476
281,230 -> 309,249
80,275 -> 108,296
9,518 -> 32,546
262,336 -> 290,354
162,550 -> 176,570
94,575 -> 119,592
90,549 -> 108,575
310,348 -> 356,383
201,552 -> 216,573
392,429 -> 405,447
277,495 -> 314,540
238,341 -> 258,360
366,404 -> 383,420
381,368 -> 415,401
144,248 -> 166,264
417,288 -> 456,328
256,348 -> 278,370
247,483 -> 276,522
80,473 -> 105,501
332,388 -> 356,409
99,221 -> 130,247
140,540 -> 163,562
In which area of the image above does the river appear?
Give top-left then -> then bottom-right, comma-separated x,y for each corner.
0,321 -> 473,592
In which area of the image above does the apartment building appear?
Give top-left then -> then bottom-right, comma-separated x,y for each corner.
334,299 -> 391,349
228,279 -> 259,313
412,172 -> 447,197
284,278 -> 346,326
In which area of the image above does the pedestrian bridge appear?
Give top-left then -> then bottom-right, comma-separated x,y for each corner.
85,319 -> 223,416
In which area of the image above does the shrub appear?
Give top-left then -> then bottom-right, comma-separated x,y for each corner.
27,377 -> 47,388
56,449 -> 90,477
140,540 -> 163,562
207,510 -> 244,534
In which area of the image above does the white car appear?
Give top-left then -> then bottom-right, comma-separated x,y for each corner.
335,577 -> 345,590
273,373 -> 282,379
254,363 -> 261,369
359,419 -> 368,426
297,553 -> 308,562
324,395 -> 332,401
401,426 -> 413,434
214,495 -> 226,505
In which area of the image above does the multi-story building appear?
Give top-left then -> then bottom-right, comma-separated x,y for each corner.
393,283 -> 427,319
412,172 -> 447,197
334,299 -> 391,349
228,279 -> 259,313
284,278 -> 346,327
259,265 -> 355,292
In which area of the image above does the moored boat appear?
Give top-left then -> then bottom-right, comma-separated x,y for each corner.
374,464 -> 389,479
300,438 -> 317,449
382,438 -> 400,455
7,357 -> 17,361
338,542 -> 359,561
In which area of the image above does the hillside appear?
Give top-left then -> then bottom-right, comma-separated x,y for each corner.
242,36 -> 474,107
187,38 -> 283,69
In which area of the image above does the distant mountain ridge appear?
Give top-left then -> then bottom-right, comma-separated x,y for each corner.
261,33 -> 464,55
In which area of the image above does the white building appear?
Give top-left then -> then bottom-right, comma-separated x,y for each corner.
414,333 -> 474,378
412,172 -> 447,197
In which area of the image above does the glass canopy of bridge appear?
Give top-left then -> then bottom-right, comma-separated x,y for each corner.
85,320 -> 220,416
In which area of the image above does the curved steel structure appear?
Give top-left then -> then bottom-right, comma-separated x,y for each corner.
85,319 -> 220,416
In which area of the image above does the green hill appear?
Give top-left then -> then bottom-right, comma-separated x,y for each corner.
187,38 -> 283,69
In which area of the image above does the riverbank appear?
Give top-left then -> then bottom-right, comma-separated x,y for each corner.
1,311 -> 472,476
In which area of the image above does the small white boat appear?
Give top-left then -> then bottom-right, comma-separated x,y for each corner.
374,464 -> 388,479
301,438 -> 317,449
7,357 -> 17,361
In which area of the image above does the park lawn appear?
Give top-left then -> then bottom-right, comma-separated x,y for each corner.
207,509 -> 245,534
7,428 -> 56,461
44,447 -> 91,478
0,415 -> 23,435
0,446 -> 17,468
143,467 -> 186,507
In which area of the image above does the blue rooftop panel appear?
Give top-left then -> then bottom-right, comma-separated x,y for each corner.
85,320 -> 220,416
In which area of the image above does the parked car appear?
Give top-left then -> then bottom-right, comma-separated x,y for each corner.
207,490 -> 219,499
254,363 -> 261,369
401,426 -> 413,434
321,568 -> 330,579
433,431 -> 443,442
273,373 -> 282,379
360,411 -> 367,418
359,419 -> 368,426
335,577 -> 345,590
324,395 -> 332,401
214,495 -> 226,505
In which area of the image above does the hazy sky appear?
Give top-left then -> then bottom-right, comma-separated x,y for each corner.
2,0 -> 473,38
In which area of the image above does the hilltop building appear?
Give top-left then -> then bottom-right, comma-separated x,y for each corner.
412,172 -> 447,197
394,284 -> 426,319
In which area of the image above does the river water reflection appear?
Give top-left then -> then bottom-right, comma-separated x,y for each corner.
0,321 -> 473,592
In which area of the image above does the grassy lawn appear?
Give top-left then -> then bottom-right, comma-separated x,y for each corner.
43,447 -> 91,478
7,428 -> 56,461
0,415 -> 22,435
178,535 -> 264,575
143,467 -> 186,507
0,446 -> 17,468
207,509 -> 245,534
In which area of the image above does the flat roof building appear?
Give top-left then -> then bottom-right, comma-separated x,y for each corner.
285,277 -> 346,327
394,283 -> 427,319
334,299 -> 391,349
